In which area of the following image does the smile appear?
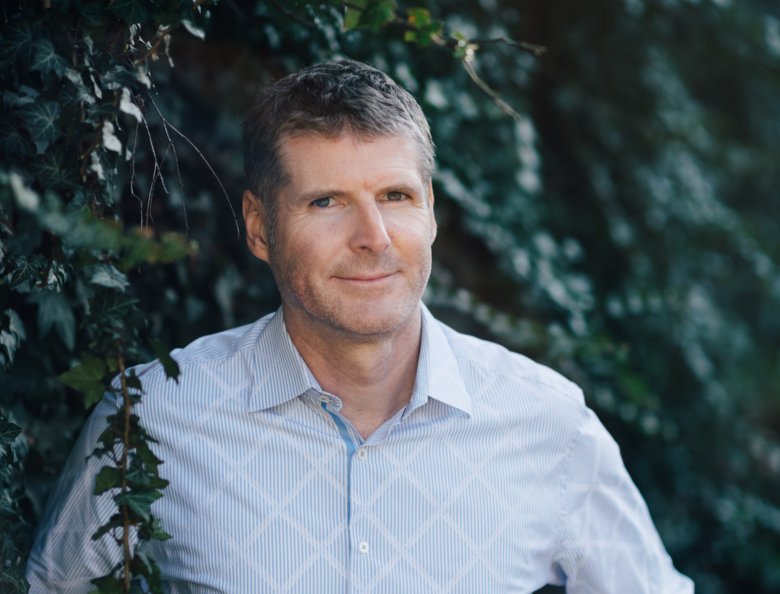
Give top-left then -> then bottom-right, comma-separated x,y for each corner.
334,272 -> 397,282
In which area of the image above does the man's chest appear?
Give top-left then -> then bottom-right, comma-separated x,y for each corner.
142,400 -> 565,593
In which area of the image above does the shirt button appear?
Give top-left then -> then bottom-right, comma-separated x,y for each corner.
358,541 -> 369,554
357,448 -> 368,460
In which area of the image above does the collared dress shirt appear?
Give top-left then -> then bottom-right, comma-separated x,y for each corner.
27,305 -> 694,593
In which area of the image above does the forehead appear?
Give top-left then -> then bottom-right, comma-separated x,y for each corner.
278,133 -> 426,194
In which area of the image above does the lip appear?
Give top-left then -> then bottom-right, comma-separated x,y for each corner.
334,272 -> 397,282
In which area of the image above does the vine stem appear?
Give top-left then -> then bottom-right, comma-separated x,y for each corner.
117,353 -> 132,593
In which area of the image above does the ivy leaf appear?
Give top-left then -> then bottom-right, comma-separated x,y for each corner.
90,569 -> 126,593
114,490 -> 163,522
102,121 -> 122,153
30,39 -> 68,77
119,87 -> 142,123
0,420 -> 22,446
0,494 -> 16,516
64,68 -> 96,105
0,114 -> 30,158
129,550 -> 165,592
17,100 -> 61,154
359,0 -> 398,32
0,309 -> 26,368
126,465 -> 168,490
343,0 -> 368,30
31,291 -> 75,351
157,231 -> 192,263
150,339 -> 180,382
31,151 -> 75,191
59,353 -> 108,408
0,21 -> 35,65
93,466 -> 122,495
136,516 -> 172,542
108,0 -> 152,26
90,264 -> 129,291
125,371 -> 143,392
181,19 -> 205,40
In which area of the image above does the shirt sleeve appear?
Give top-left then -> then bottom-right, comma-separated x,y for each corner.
26,393 -> 133,593
554,406 -> 694,594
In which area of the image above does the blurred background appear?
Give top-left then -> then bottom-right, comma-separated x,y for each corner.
1,1 -> 779,591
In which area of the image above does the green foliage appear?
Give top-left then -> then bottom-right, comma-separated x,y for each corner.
3,1 -> 779,593
1,0 -> 205,591
0,412 -> 29,594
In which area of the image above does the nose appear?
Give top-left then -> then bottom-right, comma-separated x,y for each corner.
349,202 -> 391,253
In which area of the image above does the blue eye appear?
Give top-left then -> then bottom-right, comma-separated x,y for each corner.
311,197 -> 332,208
386,191 -> 407,201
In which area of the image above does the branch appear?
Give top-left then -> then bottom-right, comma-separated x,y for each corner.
461,54 -> 525,121
117,353 -> 132,593
161,114 -> 241,237
147,96 -> 189,235
457,37 -> 546,57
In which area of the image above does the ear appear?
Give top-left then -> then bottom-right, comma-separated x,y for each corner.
243,189 -> 271,263
427,181 -> 437,243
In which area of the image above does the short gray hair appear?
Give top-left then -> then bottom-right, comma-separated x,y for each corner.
243,59 -> 434,241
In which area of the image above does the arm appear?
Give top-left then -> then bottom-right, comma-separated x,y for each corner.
554,407 -> 694,594
26,393 -> 131,593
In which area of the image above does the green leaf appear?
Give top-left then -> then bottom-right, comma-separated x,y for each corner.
181,18 -> 205,40
125,371 -> 143,392
137,516 -> 171,542
90,264 -> 129,291
0,493 -> 16,516
0,421 -> 21,446
101,121 -> 123,154
126,465 -> 168,490
30,39 -> 68,77
150,339 -> 180,382
93,466 -> 122,495
0,21 -> 35,65
91,512 -> 123,542
90,572 -> 125,594
361,0 -> 398,31
108,0 -> 152,26
59,353 -> 108,408
343,0 -> 368,30
157,231 -> 192,263
31,292 -> 75,351
17,100 -> 61,155
0,114 -> 31,157
135,441 -> 163,466
118,87 -> 142,123
0,309 -> 26,368
30,151 -> 73,190
114,490 -> 162,522
407,7 -> 432,27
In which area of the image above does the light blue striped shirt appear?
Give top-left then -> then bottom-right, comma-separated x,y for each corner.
27,305 -> 693,593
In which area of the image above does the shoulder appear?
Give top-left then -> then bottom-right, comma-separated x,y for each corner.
436,318 -> 585,407
121,310 -> 277,391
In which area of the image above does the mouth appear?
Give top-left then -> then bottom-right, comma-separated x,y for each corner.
334,272 -> 397,283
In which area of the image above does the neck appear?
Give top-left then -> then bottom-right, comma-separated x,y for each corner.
283,306 -> 423,439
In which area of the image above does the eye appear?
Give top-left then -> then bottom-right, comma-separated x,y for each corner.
311,196 -> 332,208
386,191 -> 408,202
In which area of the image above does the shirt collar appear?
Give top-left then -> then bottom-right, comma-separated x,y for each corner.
410,304 -> 472,417
245,308 -> 319,412
245,304 -> 472,418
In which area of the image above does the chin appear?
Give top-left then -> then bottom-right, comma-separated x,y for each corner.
327,303 -> 420,339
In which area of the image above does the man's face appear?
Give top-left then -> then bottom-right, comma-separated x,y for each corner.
243,133 -> 436,341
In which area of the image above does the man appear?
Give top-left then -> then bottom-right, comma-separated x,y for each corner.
27,59 -> 693,593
